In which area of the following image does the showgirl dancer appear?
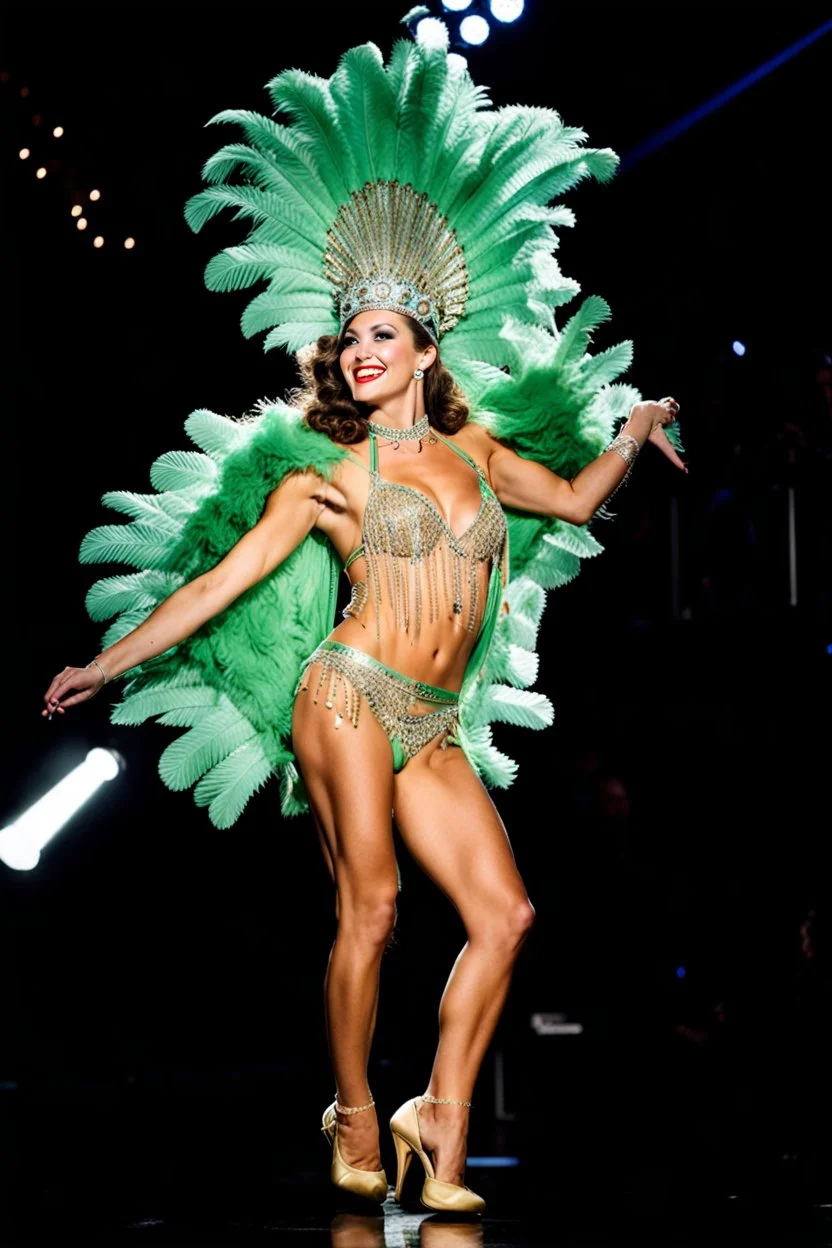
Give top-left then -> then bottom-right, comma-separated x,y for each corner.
42,21 -> 684,1213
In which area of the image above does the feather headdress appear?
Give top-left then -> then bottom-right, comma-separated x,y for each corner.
185,22 -> 617,361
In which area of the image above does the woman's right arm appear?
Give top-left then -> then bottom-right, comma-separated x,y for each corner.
42,469 -> 340,717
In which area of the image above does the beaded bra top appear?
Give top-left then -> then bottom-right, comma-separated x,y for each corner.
343,427 -> 507,640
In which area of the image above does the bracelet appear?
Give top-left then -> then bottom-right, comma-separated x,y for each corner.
86,659 -> 108,686
604,432 -> 640,498
334,1095 -> 375,1115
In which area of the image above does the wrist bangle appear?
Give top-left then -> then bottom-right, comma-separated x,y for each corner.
593,433 -> 641,520
87,659 -> 108,685
605,432 -> 640,495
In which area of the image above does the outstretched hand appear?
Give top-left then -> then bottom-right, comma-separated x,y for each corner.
42,665 -> 104,719
630,397 -> 687,473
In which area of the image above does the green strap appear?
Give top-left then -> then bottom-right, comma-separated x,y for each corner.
343,443 -> 373,570
459,558 -> 503,706
433,430 -> 482,476
345,450 -> 371,473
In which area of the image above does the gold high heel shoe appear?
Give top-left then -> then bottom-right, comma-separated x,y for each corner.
321,1094 -> 388,1203
389,1093 -> 485,1213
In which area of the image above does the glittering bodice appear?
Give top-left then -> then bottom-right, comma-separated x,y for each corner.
344,431 -> 507,640
365,470 -> 505,563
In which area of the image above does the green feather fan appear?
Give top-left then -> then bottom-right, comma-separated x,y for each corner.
81,404 -> 347,827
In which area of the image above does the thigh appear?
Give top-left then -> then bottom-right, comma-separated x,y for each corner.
292,661 -> 398,902
392,744 -> 532,925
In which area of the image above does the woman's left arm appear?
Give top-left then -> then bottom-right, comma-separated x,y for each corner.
482,399 -> 684,525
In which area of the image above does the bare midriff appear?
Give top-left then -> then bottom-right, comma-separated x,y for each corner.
326,551 -> 495,693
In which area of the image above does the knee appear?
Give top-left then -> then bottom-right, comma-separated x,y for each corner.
480,898 -> 535,953
338,887 -> 399,949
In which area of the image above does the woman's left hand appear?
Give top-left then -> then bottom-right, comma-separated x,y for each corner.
648,396 -> 687,473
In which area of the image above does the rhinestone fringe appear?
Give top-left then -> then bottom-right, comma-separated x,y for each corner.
296,646 -> 460,762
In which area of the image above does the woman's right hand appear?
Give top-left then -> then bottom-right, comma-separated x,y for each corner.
42,664 -> 105,718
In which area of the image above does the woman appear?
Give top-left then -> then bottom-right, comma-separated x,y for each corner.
42,299 -> 680,1210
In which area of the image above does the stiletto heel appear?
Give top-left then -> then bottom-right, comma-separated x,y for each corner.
389,1095 -> 485,1213
392,1128 -> 414,1201
321,1095 -> 388,1203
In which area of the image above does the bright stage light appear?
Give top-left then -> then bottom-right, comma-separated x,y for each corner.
19,147 -> 30,160
93,235 -> 104,248
71,204 -> 82,217
124,237 -> 136,249
76,217 -> 88,230
460,13 -> 490,44
732,340 -> 746,356
52,125 -> 64,138
0,748 -> 121,872
442,0 -> 473,9
490,0 -> 524,20
416,16 -> 449,49
447,52 -> 469,72
89,188 -> 101,201
36,166 -> 47,179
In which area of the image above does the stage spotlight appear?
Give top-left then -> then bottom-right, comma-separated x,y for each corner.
489,0 -> 524,20
447,52 -> 469,72
52,125 -> 64,138
0,748 -> 121,872
36,166 -> 47,179
124,237 -> 136,249
460,13 -> 490,44
19,147 -> 30,160
732,340 -> 746,356
416,16 -> 449,48
93,235 -> 104,248
442,0 -> 474,9
76,217 -> 88,230
71,204 -> 82,217
89,188 -> 101,201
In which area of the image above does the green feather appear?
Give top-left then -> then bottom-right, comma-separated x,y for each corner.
149,451 -> 217,492
193,740 -> 278,829
157,705 -> 255,792
86,570 -> 181,622
205,245 -> 324,294
480,685 -> 554,730
112,683 -> 221,726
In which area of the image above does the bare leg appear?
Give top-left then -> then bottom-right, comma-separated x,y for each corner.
292,667 -> 398,1170
312,807 -> 382,1067
393,744 -> 535,1184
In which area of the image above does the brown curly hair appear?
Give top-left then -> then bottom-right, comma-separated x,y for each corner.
296,316 -> 469,445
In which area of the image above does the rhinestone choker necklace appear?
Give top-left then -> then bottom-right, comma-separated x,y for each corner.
368,415 -> 432,447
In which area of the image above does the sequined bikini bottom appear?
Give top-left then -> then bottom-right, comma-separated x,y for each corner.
294,640 -> 460,772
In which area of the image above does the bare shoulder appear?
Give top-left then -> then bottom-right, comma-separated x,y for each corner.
447,420 -> 505,470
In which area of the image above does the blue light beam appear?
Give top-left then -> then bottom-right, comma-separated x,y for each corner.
621,19 -> 832,171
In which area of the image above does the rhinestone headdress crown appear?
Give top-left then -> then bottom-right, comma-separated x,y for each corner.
324,181 -> 469,341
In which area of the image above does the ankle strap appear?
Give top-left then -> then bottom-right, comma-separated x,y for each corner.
335,1094 -> 375,1115
422,1092 -> 472,1108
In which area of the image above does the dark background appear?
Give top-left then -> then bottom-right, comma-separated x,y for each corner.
1,0 -> 831,1239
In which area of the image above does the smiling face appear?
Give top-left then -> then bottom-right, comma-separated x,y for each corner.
339,310 -> 436,407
